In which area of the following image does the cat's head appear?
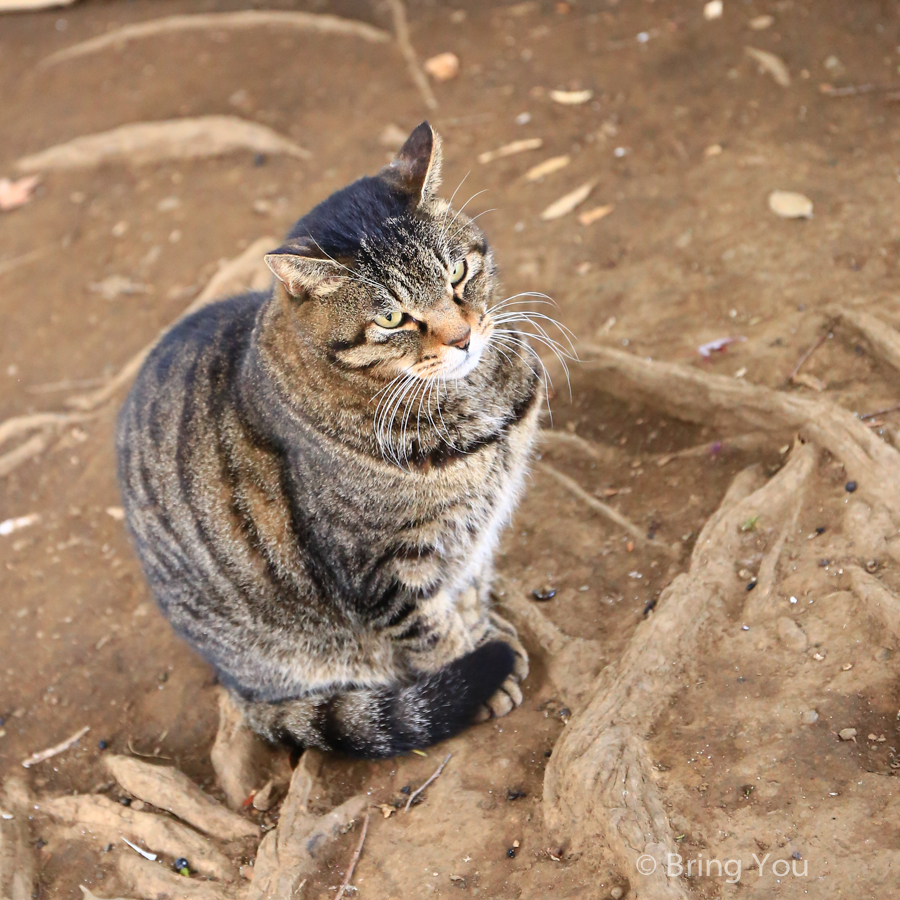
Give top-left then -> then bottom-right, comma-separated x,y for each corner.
265,122 -> 496,383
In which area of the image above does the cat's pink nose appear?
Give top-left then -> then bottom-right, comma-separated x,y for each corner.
447,325 -> 471,351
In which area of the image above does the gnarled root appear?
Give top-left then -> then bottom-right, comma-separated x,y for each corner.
543,445 -> 817,899
0,777 -> 36,900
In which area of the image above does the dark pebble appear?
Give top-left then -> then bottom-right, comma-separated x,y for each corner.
104,844 -> 113,853
174,858 -> 190,872
845,481 -> 857,493
253,153 -> 267,167
642,599 -> 657,616
558,707 -> 571,719
34,838 -> 47,850
98,740 -> 108,750
119,798 -> 131,806
647,520 -> 660,540
531,588 -> 556,602
400,785 -> 411,795
507,847 -> 516,858
746,580 -> 757,592
737,676 -> 746,683
507,790 -> 527,801
792,851 -> 802,860
818,558 -> 830,568
815,526 -> 826,534
544,749 -> 552,758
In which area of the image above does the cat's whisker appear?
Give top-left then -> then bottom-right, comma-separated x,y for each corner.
446,208 -> 496,245
496,328 -> 572,400
491,332 -> 558,422
488,291 -> 558,314
375,372 -> 417,459
490,311 -> 579,350
440,189 -> 489,246
440,171 -> 470,237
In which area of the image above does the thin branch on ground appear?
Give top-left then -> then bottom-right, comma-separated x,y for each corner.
22,726 -> 90,768
384,0 -> 438,110
536,461 -> 677,558
405,753 -> 452,811
335,812 -> 370,900
786,333 -> 828,386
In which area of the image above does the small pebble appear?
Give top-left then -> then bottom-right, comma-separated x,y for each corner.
845,481 -> 857,493
98,740 -> 108,750
838,728 -> 857,741
866,560 -> 879,573
507,847 -> 516,858
800,709 -> 818,725
792,851 -> 802,861
400,785 -> 411,795
34,838 -> 46,850
531,588 -> 556,602
611,888 -> 625,900
815,526 -> 826,534
119,798 -> 131,807
253,153 -> 266,167
507,789 -> 527,801
746,580 -> 756,592
174,857 -> 190,872
130,800 -> 145,812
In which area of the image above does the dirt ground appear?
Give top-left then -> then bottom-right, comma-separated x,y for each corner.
3,1 -> 900,898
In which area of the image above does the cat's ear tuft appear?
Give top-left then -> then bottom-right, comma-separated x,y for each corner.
381,121 -> 443,208
265,238 -> 345,300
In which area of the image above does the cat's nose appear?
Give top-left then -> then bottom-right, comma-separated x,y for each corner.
447,325 -> 471,352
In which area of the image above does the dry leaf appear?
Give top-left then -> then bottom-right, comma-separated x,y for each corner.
17,117 -> 309,172
423,52 -> 459,82
749,14 -> 773,29
578,204 -> 614,226
704,1 -> 723,20
378,803 -> 395,819
549,89 -> 593,105
540,182 -> 594,220
478,138 -> 542,164
769,189 -> 813,219
524,155 -> 571,181
745,46 -> 791,87
0,176 -> 39,211
704,144 -> 723,157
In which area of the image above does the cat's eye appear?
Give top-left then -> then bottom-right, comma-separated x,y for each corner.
374,310 -> 405,328
450,259 -> 467,286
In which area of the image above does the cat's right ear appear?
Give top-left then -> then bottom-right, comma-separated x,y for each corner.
265,239 -> 345,300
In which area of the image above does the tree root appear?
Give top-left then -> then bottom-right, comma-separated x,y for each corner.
0,777 -> 36,900
579,344 -> 900,510
495,575 -> 606,709
536,462 -> 677,558
384,0 -> 438,110
0,238 -> 274,480
42,794 -> 237,881
828,304 -> 900,378
17,118 -> 308,173
543,445 -> 816,899
40,10 -> 389,67
247,751 -> 368,900
116,854 -> 240,900
847,565 -> 900,637
103,756 -> 258,842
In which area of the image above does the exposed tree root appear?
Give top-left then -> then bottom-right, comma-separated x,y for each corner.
42,794 -> 237,881
538,428 -> 619,465
847,565 -> 900,637
16,118 -> 308,173
579,344 -> 900,510
211,688 -> 290,811
0,238 -> 274,479
543,445 -> 817,899
247,751 -> 368,900
828,304 -> 900,378
0,777 -> 35,900
103,755 -> 258,842
40,10 -> 389,67
536,461 -> 678,558
116,853 -> 239,900
385,0 -> 438,110
495,574 -> 606,709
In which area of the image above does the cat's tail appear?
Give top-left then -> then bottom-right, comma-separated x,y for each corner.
235,641 -> 516,759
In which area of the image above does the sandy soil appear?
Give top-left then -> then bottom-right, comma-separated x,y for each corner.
2,1 -> 900,898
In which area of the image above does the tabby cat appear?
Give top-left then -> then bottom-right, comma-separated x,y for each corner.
117,122 -> 545,758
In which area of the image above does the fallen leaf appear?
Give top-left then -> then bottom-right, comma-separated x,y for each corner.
704,143 -> 723,157
745,46 -> 791,87
704,1 -> 723,21
524,155 -> 571,181
539,181 -> 594,220
378,803 -> 395,819
749,14 -> 774,29
578,204 -> 614,226
769,189 -> 813,219
0,175 -> 39,211
478,138 -> 542,164
838,728 -> 857,742
424,52 -> 459,82
549,89 -> 593,105
105,506 -> 125,521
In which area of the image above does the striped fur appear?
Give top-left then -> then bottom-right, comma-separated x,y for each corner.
116,123 -> 543,758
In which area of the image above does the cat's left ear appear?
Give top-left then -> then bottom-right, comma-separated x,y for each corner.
265,238 -> 346,300
380,121 -> 442,208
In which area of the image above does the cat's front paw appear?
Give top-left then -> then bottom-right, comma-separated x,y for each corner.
475,614 -> 529,721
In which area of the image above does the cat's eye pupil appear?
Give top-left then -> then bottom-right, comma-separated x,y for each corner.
450,259 -> 466,286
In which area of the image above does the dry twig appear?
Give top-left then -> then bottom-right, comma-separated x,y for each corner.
405,753 -> 452,811
385,0 -> 438,110
335,812 -> 370,900
22,726 -> 89,768
40,10 -> 389,67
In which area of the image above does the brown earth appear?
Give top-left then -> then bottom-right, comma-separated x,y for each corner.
2,1 -> 900,898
